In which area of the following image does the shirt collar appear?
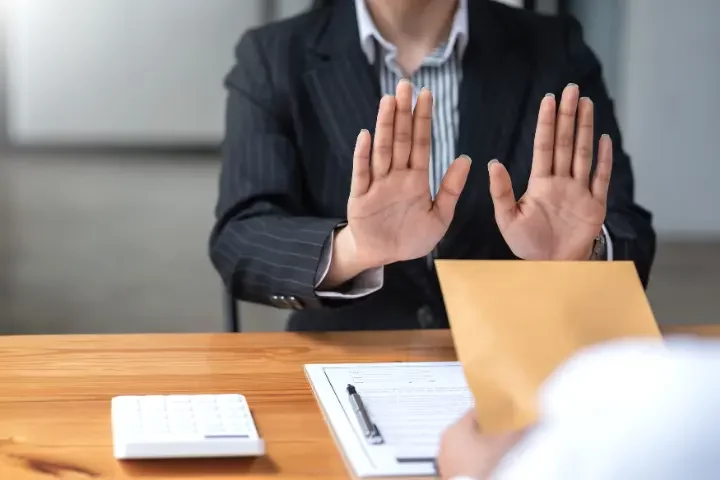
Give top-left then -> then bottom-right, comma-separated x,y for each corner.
354,0 -> 469,65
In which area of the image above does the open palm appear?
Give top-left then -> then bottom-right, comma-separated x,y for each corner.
347,80 -> 471,269
489,84 -> 613,261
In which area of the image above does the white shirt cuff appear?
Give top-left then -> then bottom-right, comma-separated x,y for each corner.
601,224 -> 614,261
314,228 -> 384,299
313,224 -> 612,297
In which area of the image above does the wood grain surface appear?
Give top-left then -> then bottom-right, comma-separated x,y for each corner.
0,326 -> 717,479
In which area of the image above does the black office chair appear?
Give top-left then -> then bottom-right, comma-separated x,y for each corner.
223,289 -> 241,332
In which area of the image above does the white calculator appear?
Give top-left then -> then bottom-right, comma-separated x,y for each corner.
111,394 -> 266,459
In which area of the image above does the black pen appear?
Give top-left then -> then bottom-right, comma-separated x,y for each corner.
347,384 -> 384,445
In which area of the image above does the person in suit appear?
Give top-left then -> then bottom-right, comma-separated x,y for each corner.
435,337 -> 720,480
209,0 -> 655,332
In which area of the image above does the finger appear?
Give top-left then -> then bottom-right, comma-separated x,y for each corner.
530,94 -> 557,178
372,95 -> 396,178
409,88 -> 433,171
484,429 -> 527,456
553,83 -> 580,176
488,159 -> 518,230
350,129 -> 372,198
391,79 -> 413,170
456,409 -> 478,428
432,155 -> 471,227
442,409 -> 478,444
572,97 -> 594,183
591,134 -> 613,204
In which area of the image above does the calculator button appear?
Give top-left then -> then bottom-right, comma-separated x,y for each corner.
144,396 -> 165,406
166,395 -> 191,403
195,410 -> 218,418
170,423 -> 195,434
221,409 -> 244,419
217,394 -> 242,403
200,421 -> 224,432
145,423 -> 169,434
192,395 -> 216,404
224,425 -> 248,435
168,407 -> 192,417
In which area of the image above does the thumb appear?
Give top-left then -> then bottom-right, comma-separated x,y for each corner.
488,159 -> 517,229
457,408 -> 479,427
433,155 -> 472,227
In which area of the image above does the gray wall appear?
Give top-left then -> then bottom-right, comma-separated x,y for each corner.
0,0 -> 8,146
5,0 -> 264,145
622,0 -> 720,237
0,0 -> 311,146
567,0 -> 624,101
570,0 -> 720,237
277,0 -> 313,18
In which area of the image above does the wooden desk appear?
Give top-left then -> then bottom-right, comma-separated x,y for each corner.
0,326 -> 718,480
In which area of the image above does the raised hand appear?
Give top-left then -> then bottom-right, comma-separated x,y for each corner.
345,79 -> 472,271
489,84 -> 613,261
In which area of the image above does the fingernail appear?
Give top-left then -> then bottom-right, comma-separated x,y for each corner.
567,83 -> 578,88
460,154 -> 472,165
488,159 -> 499,170
545,93 -> 554,98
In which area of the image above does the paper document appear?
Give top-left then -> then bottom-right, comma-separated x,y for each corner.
305,362 -> 473,478
435,260 -> 661,434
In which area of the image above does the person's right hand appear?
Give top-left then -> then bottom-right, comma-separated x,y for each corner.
345,79 -> 472,271
437,409 -> 527,480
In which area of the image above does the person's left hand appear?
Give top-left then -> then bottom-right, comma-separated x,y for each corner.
436,409 -> 526,480
488,83 -> 613,261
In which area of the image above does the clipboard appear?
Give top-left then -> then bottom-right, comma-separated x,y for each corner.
305,362 -> 472,479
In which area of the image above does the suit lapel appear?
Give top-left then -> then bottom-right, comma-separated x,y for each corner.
439,1 -> 532,257
303,1 -> 380,173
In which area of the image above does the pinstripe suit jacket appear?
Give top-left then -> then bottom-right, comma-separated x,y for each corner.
209,0 -> 655,332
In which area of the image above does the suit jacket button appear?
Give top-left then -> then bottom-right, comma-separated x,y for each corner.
270,295 -> 287,308
287,296 -> 304,310
278,295 -> 292,308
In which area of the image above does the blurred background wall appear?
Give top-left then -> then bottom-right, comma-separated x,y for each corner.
6,0 -> 262,145
0,0 -> 717,334
569,0 -> 720,237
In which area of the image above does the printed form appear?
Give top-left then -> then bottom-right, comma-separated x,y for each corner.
305,362 -> 473,478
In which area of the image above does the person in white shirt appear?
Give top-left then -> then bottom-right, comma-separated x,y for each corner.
436,337 -> 720,480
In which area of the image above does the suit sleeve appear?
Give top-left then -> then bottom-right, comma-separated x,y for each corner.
563,16 -> 657,287
208,31 -> 342,309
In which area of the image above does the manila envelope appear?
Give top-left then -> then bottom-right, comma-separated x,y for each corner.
435,260 -> 661,434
